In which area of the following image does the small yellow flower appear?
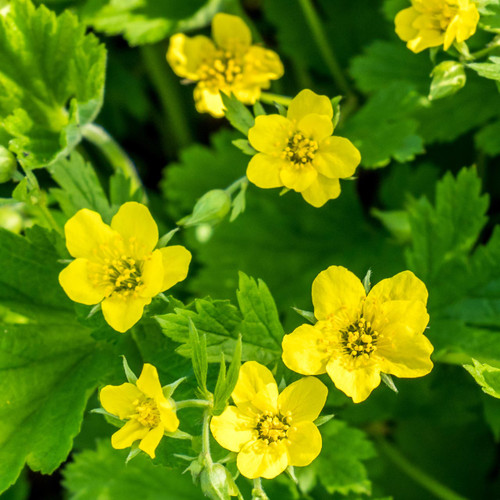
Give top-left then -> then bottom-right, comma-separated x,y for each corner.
100,363 -> 179,458
395,0 -> 479,53
246,89 -> 361,207
282,266 -> 434,403
166,13 -> 284,117
210,361 -> 327,479
58,202 -> 191,333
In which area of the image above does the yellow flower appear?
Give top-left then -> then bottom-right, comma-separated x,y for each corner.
246,89 -> 361,207
100,363 -> 179,458
282,266 -> 434,403
166,13 -> 284,117
395,0 -> 479,53
210,361 -> 327,479
58,202 -> 191,333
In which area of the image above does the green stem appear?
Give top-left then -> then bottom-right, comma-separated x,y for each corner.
38,203 -> 63,236
377,439 -> 467,500
469,39 -> 500,60
141,44 -> 192,150
252,478 -> 269,500
176,399 -> 211,410
202,409 -> 214,466
297,0 -> 353,96
225,175 -> 248,196
260,92 -> 292,107
82,123 -> 143,194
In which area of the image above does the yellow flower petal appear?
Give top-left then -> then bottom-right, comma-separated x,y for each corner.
210,406 -> 255,452
231,84 -> 261,105
252,383 -> 279,414
159,401 -> 180,433
282,324 -> 329,375
394,7 -> 419,42
245,46 -> 284,81
101,295 -> 150,332
140,249 -> 164,298
100,382 -> 143,419
237,440 -> 288,479
139,425 -> 164,459
297,114 -> 333,142
287,89 -> 333,122
248,115 -> 291,154
58,258 -> 106,305
367,270 -> 428,306
159,245 -> 192,292
326,359 -> 381,403
300,174 -> 341,207
371,300 -> 429,337
111,202 -> 158,256
314,136 -> 361,179
111,419 -> 149,450
280,162 -> 317,192
232,361 -> 277,407
136,363 -> 164,401
166,34 -> 216,80
286,421 -> 322,466
312,265 -> 366,321
247,153 -> 285,189
278,377 -> 327,423
407,30 -> 444,53
212,13 -> 252,51
194,86 -> 225,117
64,208 -> 115,259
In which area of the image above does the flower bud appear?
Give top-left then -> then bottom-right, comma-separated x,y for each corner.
200,463 -> 238,499
0,146 -> 16,183
429,61 -> 466,101
179,189 -> 231,227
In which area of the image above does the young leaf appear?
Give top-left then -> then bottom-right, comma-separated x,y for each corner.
464,359 -> 500,398
221,93 -> 255,136
188,319 -> 208,395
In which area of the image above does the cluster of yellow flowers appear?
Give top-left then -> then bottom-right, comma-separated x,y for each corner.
57,2 -> 457,485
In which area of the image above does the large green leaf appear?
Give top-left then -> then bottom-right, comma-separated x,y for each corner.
0,0 -> 106,168
0,227 -> 116,493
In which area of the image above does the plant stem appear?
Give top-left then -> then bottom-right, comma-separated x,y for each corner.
225,175 -> 248,195
81,123 -> 143,194
176,399 -> 211,410
297,0 -> 352,97
202,409 -> 214,466
260,92 -> 293,107
141,44 -> 192,150
252,478 -> 269,500
469,39 -> 500,60
377,439 -> 467,500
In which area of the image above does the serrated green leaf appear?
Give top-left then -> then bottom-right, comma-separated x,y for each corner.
0,0 -> 106,169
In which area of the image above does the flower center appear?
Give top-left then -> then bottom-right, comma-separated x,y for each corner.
135,398 -> 161,428
198,50 -> 243,89
282,132 -> 318,166
341,317 -> 378,358
255,411 -> 292,444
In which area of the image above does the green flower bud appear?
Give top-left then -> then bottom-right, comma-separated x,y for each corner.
0,206 -> 23,234
429,61 -> 466,101
200,463 -> 238,499
179,189 -> 232,227
0,146 -> 16,183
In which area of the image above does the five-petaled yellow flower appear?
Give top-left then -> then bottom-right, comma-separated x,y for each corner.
282,266 -> 434,403
167,13 -> 284,117
100,363 -> 179,458
210,361 -> 327,479
395,0 -> 479,53
247,89 -> 361,207
59,202 -> 191,333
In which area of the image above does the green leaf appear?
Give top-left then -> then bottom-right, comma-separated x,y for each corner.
0,227 -> 116,493
213,336 -> 241,415
62,440 -> 200,499
0,0 -> 106,169
475,119 -> 500,155
464,359 -> 500,398
220,93 -> 255,136
79,0 -> 215,46
188,319 -> 208,394
313,420 -> 376,496
342,83 -> 425,168
468,56 -> 500,81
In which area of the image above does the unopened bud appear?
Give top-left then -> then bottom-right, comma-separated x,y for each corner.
200,463 -> 238,499
429,61 -> 466,101
0,146 -> 16,183
179,189 -> 231,227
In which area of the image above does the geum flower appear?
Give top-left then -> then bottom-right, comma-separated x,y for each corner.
282,266 -> 434,403
167,13 -> 283,117
210,361 -> 327,479
59,202 -> 191,333
395,0 -> 479,53
247,89 -> 361,207
100,363 -> 179,458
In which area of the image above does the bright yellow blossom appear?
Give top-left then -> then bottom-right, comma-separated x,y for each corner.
59,202 -> 191,333
246,89 -> 361,207
395,0 -> 479,53
210,361 -> 327,479
100,363 -> 179,458
166,13 -> 284,117
282,266 -> 434,403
